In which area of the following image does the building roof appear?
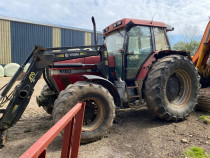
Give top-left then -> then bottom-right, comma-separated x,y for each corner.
0,16 -> 102,33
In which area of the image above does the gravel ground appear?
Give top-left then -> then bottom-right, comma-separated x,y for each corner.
0,77 -> 209,158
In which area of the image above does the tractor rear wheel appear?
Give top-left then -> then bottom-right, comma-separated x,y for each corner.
36,84 -> 57,114
52,82 -> 115,144
144,55 -> 200,121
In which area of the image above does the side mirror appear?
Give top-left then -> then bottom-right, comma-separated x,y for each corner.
166,24 -> 174,32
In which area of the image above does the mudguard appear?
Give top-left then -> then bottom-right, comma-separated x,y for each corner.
83,75 -> 121,107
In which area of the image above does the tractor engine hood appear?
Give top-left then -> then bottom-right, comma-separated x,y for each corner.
55,56 -> 101,65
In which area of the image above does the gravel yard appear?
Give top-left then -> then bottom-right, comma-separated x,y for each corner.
0,77 -> 209,158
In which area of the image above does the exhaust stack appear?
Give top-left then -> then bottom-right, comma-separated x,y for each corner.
91,16 -> 98,50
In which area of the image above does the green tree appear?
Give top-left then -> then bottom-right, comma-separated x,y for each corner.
173,40 -> 199,55
172,24 -> 200,55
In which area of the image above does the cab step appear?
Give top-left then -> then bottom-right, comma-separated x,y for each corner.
127,86 -> 138,89
128,95 -> 140,98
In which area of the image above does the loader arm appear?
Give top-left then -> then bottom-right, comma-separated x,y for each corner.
0,45 -> 108,146
192,21 -> 210,76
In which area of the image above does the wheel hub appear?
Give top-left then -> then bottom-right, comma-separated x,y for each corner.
167,75 -> 180,102
83,100 -> 98,125
82,97 -> 105,132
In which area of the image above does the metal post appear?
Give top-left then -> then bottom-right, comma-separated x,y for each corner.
61,118 -> 74,158
70,102 -> 86,158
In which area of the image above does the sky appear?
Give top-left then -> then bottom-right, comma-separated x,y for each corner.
0,0 -> 209,46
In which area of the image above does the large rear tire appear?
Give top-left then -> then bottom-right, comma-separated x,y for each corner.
52,82 -> 115,144
36,84 -> 57,114
144,55 -> 200,121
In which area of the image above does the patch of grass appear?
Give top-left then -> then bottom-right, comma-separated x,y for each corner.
180,146 -> 210,158
199,115 -> 210,125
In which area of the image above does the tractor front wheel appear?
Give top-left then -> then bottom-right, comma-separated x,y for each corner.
36,84 -> 57,114
144,55 -> 200,121
52,82 -> 115,144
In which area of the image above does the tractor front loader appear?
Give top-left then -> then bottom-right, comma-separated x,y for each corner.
0,17 -> 200,146
192,20 -> 210,112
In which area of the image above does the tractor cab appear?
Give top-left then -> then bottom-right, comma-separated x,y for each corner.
103,18 -> 171,81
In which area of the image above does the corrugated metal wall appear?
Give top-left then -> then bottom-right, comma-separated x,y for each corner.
53,27 -> 61,47
0,17 -> 103,65
85,32 -> 91,45
98,34 -> 104,45
0,20 -> 11,64
91,33 -> 104,45
61,29 -> 84,47
10,22 -> 52,64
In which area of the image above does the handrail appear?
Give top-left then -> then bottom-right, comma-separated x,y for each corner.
20,102 -> 86,158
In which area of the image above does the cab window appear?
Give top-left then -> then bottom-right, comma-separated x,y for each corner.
153,27 -> 170,50
126,26 -> 152,80
104,29 -> 125,79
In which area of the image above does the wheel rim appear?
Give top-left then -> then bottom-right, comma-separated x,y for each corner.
166,70 -> 192,107
82,97 -> 105,132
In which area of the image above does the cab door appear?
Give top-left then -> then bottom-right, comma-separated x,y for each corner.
126,26 -> 152,80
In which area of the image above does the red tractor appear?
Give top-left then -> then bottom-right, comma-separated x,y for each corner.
0,17 -> 200,145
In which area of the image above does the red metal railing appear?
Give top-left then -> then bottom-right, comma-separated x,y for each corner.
20,102 -> 86,158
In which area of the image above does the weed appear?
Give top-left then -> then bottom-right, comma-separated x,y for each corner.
199,116 -> 210,125
180,146 -> 210,158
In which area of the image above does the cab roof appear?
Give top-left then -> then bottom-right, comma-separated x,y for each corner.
103,18 -> 167,35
